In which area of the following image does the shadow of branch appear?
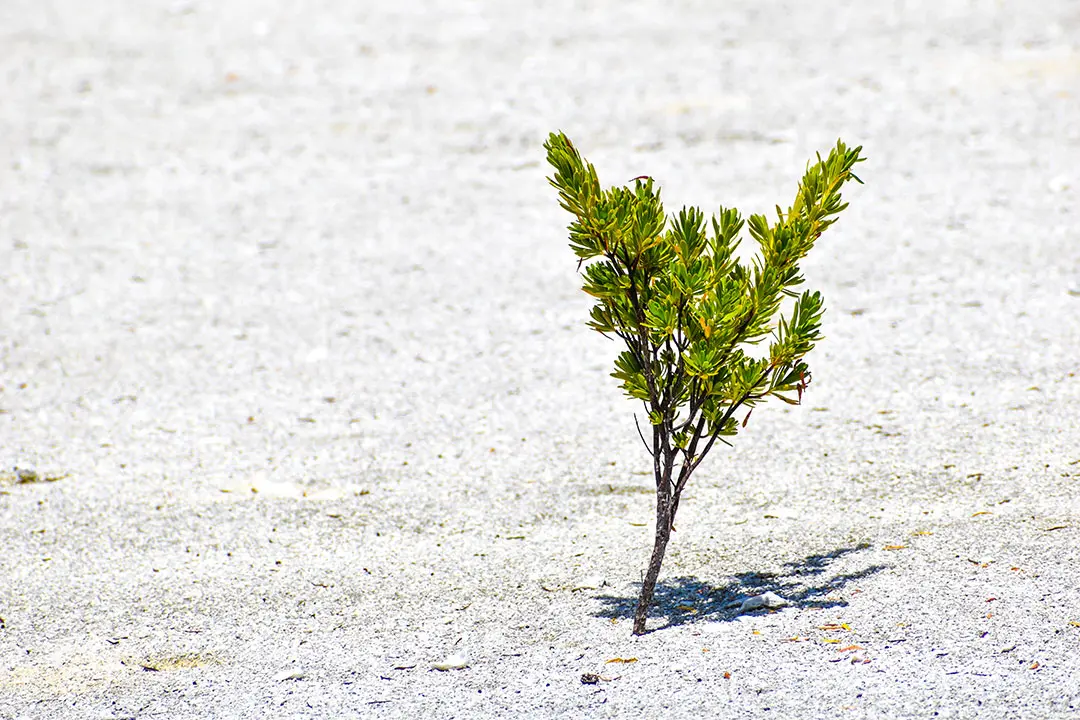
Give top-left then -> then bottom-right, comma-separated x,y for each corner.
593,543 -> 887,630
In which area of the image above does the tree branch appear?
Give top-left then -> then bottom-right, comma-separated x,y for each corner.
633,413 -> 654,457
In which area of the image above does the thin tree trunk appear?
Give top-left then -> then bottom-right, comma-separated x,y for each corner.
632,489 -> 673,635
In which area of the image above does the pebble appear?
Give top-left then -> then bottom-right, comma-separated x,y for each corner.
273,668 -> 307,681
571,576 -> 607,591
1048,175 -> 1072,193
431,652 -> 469,671
739,591 -> 788,613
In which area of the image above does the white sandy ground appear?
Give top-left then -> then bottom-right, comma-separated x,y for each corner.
1,0 -> 1079,718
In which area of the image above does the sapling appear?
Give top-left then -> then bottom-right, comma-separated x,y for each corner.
544,132 -> 865,635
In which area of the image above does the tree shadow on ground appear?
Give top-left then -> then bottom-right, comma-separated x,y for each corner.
594,543 -> 887,631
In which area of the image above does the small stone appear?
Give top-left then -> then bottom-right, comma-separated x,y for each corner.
1048,175 -> 1071,193
581,673 -> 600,685
739,591 -> 788,613
273,668 -> 306,681
305,346 -> 328,363
167,0 -> 198,15
572,576 -> 606,591
431,652 -> 469,671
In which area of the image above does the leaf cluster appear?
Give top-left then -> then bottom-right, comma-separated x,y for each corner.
545,132 -> 864,479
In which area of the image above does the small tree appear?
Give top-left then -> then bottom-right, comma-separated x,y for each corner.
545,132 -> 865,635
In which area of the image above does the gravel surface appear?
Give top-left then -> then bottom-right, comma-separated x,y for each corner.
2,1 -> 1079,718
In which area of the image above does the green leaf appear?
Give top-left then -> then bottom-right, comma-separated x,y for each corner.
611,350 -> 650,401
